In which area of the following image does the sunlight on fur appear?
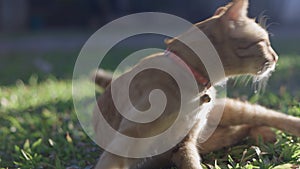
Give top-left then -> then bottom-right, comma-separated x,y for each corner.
253,61 -> 276,93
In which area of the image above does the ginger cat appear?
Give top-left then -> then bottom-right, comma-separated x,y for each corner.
92,0 -> 300,168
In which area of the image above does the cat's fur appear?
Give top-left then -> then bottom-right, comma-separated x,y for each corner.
93,73 -> 300,169
92,0 -> 299,168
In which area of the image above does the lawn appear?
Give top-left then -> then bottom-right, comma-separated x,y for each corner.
0,50 -> 299,168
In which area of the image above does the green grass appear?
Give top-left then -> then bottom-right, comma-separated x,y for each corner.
0,77 -> 100,168
0,52 -> 300,168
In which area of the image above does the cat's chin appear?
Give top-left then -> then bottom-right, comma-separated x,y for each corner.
252,62 -> 276,93
256,62 -> 276,80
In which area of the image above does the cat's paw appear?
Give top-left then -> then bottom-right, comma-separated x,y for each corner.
249,126 -> 276,143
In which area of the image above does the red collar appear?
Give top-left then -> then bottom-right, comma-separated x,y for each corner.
165,49 -> 211,88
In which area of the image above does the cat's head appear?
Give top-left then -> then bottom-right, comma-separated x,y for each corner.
166,0 -> 278,84
206,0 -> 278,78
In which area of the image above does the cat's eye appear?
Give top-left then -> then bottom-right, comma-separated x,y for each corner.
235,39 -> 267,58
265,40 -> 271,47
238,39 -> 266,49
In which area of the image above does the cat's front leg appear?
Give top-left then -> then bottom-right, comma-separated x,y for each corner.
95,151 -> 138,169
171,141 -> 202,169
171,121 -> 204,169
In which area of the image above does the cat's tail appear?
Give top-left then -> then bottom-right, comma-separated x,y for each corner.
91,69 -> 113,88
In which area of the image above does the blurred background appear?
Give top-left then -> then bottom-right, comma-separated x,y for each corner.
0,0 -> 299,89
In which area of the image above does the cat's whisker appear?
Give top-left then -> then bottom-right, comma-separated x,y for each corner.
233,78 -> 238,87
243,75 -> 250,85
257,11 -> 269,30
240,75 -> 247,84
230,75 -> 253,87
191,93 -> 206,103
245,75 -> 253,86
266,22 -> 279,31
190,95 -> 201,103
232,75 -> 241,87
268,32 -> 274,37
253,62 -> 275,93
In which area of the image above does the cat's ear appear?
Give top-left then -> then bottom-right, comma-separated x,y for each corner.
223,0 -> 249,21
214,7 -> 227,16
164,38 -> 173,45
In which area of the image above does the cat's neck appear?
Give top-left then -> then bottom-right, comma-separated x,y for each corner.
165,49 -> 211,89
165,17 -> 226,86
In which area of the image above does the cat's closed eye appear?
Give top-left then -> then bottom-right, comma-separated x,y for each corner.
235,40 -> 267,58
237,39 -> 266,49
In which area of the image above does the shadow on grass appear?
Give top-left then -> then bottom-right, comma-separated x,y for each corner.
0,99 -> 101,168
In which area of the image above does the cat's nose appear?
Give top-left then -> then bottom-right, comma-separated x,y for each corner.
273,53 -> 278,62
269,47 -> 278,62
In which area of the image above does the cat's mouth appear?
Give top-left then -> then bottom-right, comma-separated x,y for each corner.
258,61 -> 276,77
252,61 -> 276,92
